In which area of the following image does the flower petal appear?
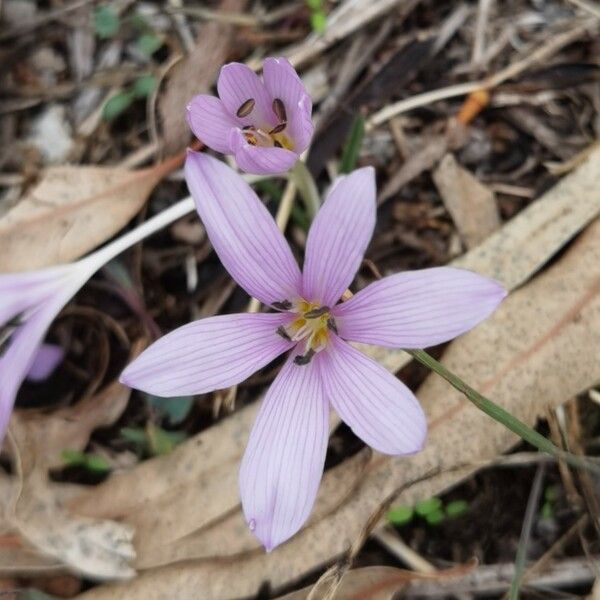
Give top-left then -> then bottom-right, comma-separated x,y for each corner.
120,312 -> 293,396
217,62 -> 274,128
186,95 -> 237,154
302,167 -> 376,306
321,335 -> 426,454
0,296 -> 68,443
262,57 -> 313,152
333,267 -> 507,348
239,352 -> 328,551
185,151 -> 302,306
230,129 -> 298,174
27,343 -> 64,381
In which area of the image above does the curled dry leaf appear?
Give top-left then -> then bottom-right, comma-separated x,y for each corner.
432,153 -> 500,249
0,155 -> 181,273
68,151 -> 600,597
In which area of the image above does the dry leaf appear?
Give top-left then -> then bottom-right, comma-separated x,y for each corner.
75,214 -> 600,599
158,0 -> 247,153
0,156 -> 180,272
432,153 -> 500,249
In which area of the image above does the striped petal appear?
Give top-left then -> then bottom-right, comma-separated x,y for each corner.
230,129 -> 298,175
120,313 -> 293,396
302,167 -> 376,307
321,335 -> 426,454
186,95 -> 237,154
333,267 -> 507,348
262,57 -> 313,152
217,62 -> 274,128
240,352 -> 328,551
185,152 -> 302,306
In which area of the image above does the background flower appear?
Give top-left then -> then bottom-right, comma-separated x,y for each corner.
187,57 -> 313,174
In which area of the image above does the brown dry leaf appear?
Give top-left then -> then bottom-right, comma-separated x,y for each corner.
432,153 -> 500,249
75,215 -> 600,599
158,0 -> 247,153
277,561 -> 477,600
0,156 -> 180,272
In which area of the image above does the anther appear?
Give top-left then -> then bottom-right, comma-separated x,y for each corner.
304,306 -> 330,319
276,325 -> 291,341
269,122 -> 287,135
242,125 -> 256,131
294,349 -> 315,366
274,141 -> 283,148
236,98 -> 255,118
272,300 -> 292,311
272,98 -> 287,123
327,317 -> 338,334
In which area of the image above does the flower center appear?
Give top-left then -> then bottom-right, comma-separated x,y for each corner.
236,98 -> 294,151
275,299 -> 337,365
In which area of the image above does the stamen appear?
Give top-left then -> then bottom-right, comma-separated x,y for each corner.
274,141 -> 283,148
242,125 -> 256,131
236,98 -> 255,118
269,123 -> 287,135
272,300 -> 292,311
294,349 -> 315,366
304,306 -> 330,319
272,98 -> 287,123
327,317 -> 338,334
276,325 -> 291,341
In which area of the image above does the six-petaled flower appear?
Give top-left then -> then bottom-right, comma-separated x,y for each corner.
187,58 -> 313,174
120,152 -> 506,551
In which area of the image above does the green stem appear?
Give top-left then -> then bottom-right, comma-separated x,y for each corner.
406,349 -> 599,474
290,160 -> 320,219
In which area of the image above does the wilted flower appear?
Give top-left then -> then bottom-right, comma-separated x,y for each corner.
187,57 -> 313,175
121,153 -> 506,551
0,263 -> 93,440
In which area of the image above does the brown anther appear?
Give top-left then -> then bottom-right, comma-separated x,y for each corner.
276,325 -> 291,341
274,141 -> 283,148
269,122 -> 287,135
236,98 -> 255,118
272,300 -> 292,311
242,125 -> 256,131
294,349 -> 315,366
304,306 -> 330,319
327,317 -> 338,334
272,98 -> 287,123
244,133 -> 257,146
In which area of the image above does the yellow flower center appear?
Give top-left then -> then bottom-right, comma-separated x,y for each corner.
276,300 -> 336,365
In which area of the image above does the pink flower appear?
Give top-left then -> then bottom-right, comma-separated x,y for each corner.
186,57 -> 313,175
120,153 -> 507,551
0,263 -> 91,440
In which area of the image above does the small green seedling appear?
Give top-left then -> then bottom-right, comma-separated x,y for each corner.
386,505 -> 414,526
387,496 -> 470,527
94,5 -> 120,39
121,424 -> 187,457
61,449 -> 110,473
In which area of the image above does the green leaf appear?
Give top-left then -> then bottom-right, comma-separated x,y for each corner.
425,509 -> 445,526
339,114 -> 365,174
147,394 -> 194,425
306,0 -> 322,9
133,74 -> 157,99
445,499 -> 469,518
544,485 -> 558,502
61,448 -> 86,466
102,91 -> 135,121
147,423 -> 186,456
310,11 -> 327,33
94,5 -> 120,39
386,505 -> 414,525
415,497 -> 442,517
137,33 -> 163,56
85,454 -> 111,473
540,501 -> 553,519
120,426 -> 147,444
61,449 -> 110,473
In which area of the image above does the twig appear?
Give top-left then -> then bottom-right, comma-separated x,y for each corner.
373,528 -> 436,573
564,0 -> 600,19
367,23 -> 595,130
471,0 -> 493,66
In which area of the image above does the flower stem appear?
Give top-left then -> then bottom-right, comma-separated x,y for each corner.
406,348 -> 600,474
290,160 -> 320,219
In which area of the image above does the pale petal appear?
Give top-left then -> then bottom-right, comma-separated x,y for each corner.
27,343 -> 64,381
321,335 -> 426,454
262,57 -> 313,152
302,167 -> 376,306
230,129 -> 298,175
120,313 -> 293,396
239,352 -> 328,551
185,152 -> 302,306
186,95 -> 237,154
217,62 -> 274,128
0,296 -> 68,443
333,267 -> 507,348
